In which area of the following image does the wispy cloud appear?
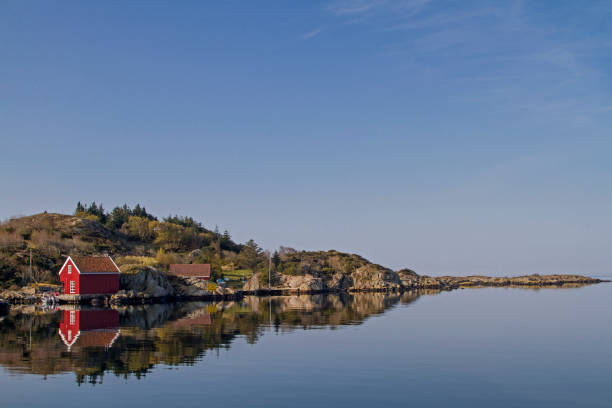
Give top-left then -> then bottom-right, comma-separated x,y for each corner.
327,0 -> 384,15
327,0 -> 431,18
385,7 -> 503,31
319,0 -> 612,126
301,27 -> 324,40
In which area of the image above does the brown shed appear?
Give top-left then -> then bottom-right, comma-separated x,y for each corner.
168,264 -> 211,281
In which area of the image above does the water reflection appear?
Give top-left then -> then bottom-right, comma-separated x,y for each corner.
59,310 -> 120,351
0,292 -> 423,383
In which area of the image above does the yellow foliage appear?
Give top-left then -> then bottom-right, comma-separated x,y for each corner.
126,216 -> 157,241
115,256 -> 158,267
155,248 -> 178,266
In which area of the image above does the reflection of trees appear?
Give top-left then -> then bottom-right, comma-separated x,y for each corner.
0,292 -> 424,384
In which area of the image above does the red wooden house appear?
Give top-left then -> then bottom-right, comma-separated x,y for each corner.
59,256 -> 120,295
167,264 -> 211,281
58,309 -> 120,351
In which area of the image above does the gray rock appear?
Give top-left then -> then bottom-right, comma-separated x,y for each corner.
328,273 -> 353,291
120,267 -> 176,297
168,276 -> 211,297
350,265 -> 402,291
282,274 -> 326,291
243,274 -> 262,291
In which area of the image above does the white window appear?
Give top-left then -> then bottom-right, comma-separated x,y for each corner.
68,265 -> 72,274
69,281 -> 75,294
70,311 -> 75,325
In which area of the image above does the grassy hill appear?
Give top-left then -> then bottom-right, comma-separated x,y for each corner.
0,213 -> 130,287
0,204 -> 252,288
0,204 -> 410,291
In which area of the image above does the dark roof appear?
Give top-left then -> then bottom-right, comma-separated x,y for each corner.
168,264 -> 211,278
72,256 -> 120,274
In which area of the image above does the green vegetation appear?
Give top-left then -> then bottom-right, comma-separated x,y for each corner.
223,269 -> 254,289
223,269 -> 253,278
274,249 -> 372,277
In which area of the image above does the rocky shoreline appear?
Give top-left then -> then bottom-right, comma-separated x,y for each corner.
0,268 -> 605,308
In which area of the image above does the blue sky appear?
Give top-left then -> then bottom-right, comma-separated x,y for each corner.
1,0 -> 611,275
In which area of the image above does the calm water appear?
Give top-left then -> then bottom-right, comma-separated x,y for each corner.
1,283 -> 611,407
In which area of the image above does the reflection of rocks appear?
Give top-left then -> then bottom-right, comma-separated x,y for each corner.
0,299 -> 9,316
2,294 -> 420,381
116,303 -> 177,330
399,291 -> 421,305
0,283 -> 600,384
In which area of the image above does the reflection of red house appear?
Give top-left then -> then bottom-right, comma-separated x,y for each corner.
59,256 -> 120,295
168,264 -> 211,281
58,309 -> 120,351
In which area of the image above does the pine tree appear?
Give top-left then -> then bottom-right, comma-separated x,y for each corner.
89,201 -> 98,215
272,251 -> 281,268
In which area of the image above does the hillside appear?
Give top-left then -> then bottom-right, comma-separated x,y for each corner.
0,209 -> 409,291
0,204 -> 248,289
0,213 -> 129,287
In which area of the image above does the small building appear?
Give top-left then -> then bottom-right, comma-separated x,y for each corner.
59,309 -> 120,351
58,256 -> 120,295
168,264 -> 211,281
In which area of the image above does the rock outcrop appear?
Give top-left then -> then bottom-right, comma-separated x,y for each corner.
281,274 -> 326,292
112,267 -> 176,304
119,267 -> 176,297
328,273 -> 352,291
168,276 -> 210,297
349,264 -> 402,291
0,289 -> 38,304
244,268 -> 604,294
243,274 -> 262,291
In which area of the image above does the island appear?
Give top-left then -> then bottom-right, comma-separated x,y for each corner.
0,204 -> 605,307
